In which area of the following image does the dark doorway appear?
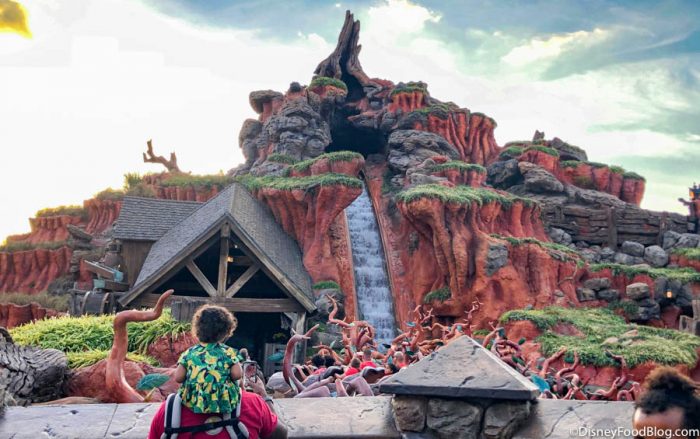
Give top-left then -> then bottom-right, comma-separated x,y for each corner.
226,312 -> 289,365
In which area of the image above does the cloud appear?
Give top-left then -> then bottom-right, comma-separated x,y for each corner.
501,28 -> 609,67
0,0 -> 31,37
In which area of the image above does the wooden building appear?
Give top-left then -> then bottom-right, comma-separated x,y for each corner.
113,184 -> 316,363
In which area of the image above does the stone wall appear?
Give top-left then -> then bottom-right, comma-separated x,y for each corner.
542,204 -> 689,247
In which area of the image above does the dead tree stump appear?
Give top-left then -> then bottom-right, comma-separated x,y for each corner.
0,329 -> 68,406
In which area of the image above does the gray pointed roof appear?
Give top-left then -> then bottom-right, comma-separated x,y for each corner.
118,184 -> 315,311
379,336 -> 540,400
114,197 -> 202,241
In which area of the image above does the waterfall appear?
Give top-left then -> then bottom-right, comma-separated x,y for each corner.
345,183 -> 397,347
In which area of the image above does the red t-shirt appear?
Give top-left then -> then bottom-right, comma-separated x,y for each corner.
360,360 -> 376,370
148,391 -> 278,439
344,366 -> 360,377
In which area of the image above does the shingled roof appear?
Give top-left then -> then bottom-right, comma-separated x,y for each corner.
118,184 -> 315,312
113,197 -> 202,241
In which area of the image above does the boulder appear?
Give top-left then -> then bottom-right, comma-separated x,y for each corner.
675,233 -> 700,249
614,252 -> 636,265
621,241 -> 645,257
643,245 -> 668,268
580,248 -> 600,263
426,398 -> 482,439
583,277 -> 611,291
599,247 -> 616,262
485,243 -> 509,276
482,401 -> 531,439
662,231 -> 681,250
576,287 -> 596,302
632,300 -> 661,321
548,228 -> 572,245
392,396 -> 427,432
550,137 -> 588,161
518,162 -> 564,194
597,289 -> 620,302
487,159 -> 521,189
387,130 -> 459,174
626,282 -> 650,301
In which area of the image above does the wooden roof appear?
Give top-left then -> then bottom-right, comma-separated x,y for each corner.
118,184 -> 316,312
113,197 -> 202,242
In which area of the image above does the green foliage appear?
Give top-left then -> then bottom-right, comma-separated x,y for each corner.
490,234 -> 582,263
267,153 -> 298,165
560,160 -> 582,168
35,205 -> 86,219
94,188 -> 125,201
609,165 -> 625,175
390,81 -> 427,97
10,309 -> 190,355
396,184 -> 536,208
67,350 -> 158,369
123,172 -> 144,190
238,173 -> 362,191
500,306 -> 700,367
382,168 -> 397,194
425,161 -> 486,174
136,373 -> 171,391
0,240 -> 69,253
125,184 -> 157,198
524,146 -> 559,157
589,263 -> 700,283
286,151 -> 363,174
408,103 -> 452,119
607,300 -> 640,319
623,171 -> 646,181
423,287 -> 451,303
499,146 -> 524,159
160,173 -> 233,189
586,161 -> 608,169
0,292 -> 70,312
312,280 -> 340,290
309,76 -> 348,92
671,247 -> 700,261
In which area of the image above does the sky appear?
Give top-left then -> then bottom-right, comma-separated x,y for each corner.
1,0 -> 699,241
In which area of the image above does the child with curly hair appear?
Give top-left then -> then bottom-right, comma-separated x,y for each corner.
174,305 -> 242,414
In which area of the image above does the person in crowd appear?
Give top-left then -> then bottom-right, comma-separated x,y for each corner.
633,367 -> 700,439
359,348 -> 376,370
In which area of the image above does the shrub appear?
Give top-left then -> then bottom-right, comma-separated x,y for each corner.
423,287 -> 451,303
396,184 -> 536,208
125,184 -> 157,198
0,292 -> 70,312
671,247 -> 700,261
607,300 -> 640,320
160,173 -> 233,189
390,81 -> 427,97
35,205 -> 86,219
560,160 -> 582,168
587,161 -> 608,169
312,280 -> 340,290
309,76 -> 348,93
10,310 -> 190,355
94,188 -> 125,201
238,173 -> 362,191
500,306 -> 700,367
490,234 -> 582,263
267,153 -> 298,165
425,162 -> 486,174
123,172 -> 144,190
499,146 -> 524,159
286,151 -> 363,174
589,263 -> 700,283
524,146 -> 559,157
408,104 -> 452,119
609,165 -> 625,175
67,350 -> 158,369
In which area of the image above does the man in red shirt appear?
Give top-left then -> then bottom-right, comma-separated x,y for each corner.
148,378 -> 287,439
359,348 -> 376,370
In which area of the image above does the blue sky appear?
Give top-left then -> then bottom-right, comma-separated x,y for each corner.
0,0 -> 699,239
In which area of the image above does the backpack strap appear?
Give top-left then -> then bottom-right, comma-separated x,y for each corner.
161,393 -> 249,439
162,393 -> 181,439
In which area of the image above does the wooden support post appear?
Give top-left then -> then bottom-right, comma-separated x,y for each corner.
225,264 -> 260,298
186,259 -> 217,297
217,225 -> 230,297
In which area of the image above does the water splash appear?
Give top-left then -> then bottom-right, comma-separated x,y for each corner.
345,183 -> 396,346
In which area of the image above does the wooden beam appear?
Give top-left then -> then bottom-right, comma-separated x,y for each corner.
137,294 -> 305,313
225,264 -> 260,298
186,259 -> 217,297
217,225 -> 230,296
